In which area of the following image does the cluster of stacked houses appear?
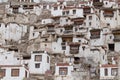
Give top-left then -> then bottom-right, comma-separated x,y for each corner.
0,0 -> 120,80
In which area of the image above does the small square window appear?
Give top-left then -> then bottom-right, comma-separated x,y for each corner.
35,63 -> 40,68
66,19 -> 68,22
11,69 -> 19,77
35,55 -> 42,61
54,7 -> 57,10
111,68 -> 118,76
59,67 -> 68,75
78,40 -> 81,42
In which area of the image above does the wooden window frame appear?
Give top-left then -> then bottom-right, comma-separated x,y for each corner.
35,63 -> 40,68
35,55 -> 42,61
11,69 -> 19,77
0,69 -> 6,78
59,67 -> 68,75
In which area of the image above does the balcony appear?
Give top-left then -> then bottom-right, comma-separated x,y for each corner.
47,29 -> 55,34
104,13 -> 114,17
93,2 -> 103,7
112,29 -> 120,34
23,5 -> 34,9
74,61 -> 80,64
90,35 -> 100,39
70,50 -> 79,54
113,38 -> 120,42
63,30 -> 73,34
84,10 -> 91,15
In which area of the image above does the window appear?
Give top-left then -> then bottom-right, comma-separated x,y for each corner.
60,29 -> 63,32
105,2 -> 108,5
78,40 -> 81,42
5,56 -> 7,59
45,44 -> 47,47
11,69 -> 19,77
54,7 -> 57,10
62,12 -> 65,15
5,24 -> 7,28
89,16 -> 92,20
73,10 -> 76,14
84,22 -> 86,26
25,71 -> 27,78
108,44 -> 114,51
0,69 -> 6,78
62,46 -> 66,50
35,63 -> 40,68
45,39 -> 48,41
35,55 -> 42,61
104,68 -> 108,76
89,22 -> 91,26
43,6 -> 46,9
60,6 -> 62,9
110,36 -> 112,39
66,11 -> 69,15
111,68 -> 118,76
33,33 -> 35,36
47,56 -> 49,63
59,67 -> 68,75
66,19 -> 68,22
107,23 -> 110,26
75,28 -> 77,31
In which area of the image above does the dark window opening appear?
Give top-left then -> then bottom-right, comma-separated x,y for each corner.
107,23 -> 110,26
73,10 -> 76,14
74,57 -> 80,64
62,46 -> 66,50
105,68 -> 108,76
45,39 -> 48,41
23,56 -> 31,60
35,63 -> 40,68
25,71 -> 27,78
89,16 -> 92,20
62,12 -> 65,15
108,44 -> 114,51
33,33 -> 35,36
66,11 -> 69,15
